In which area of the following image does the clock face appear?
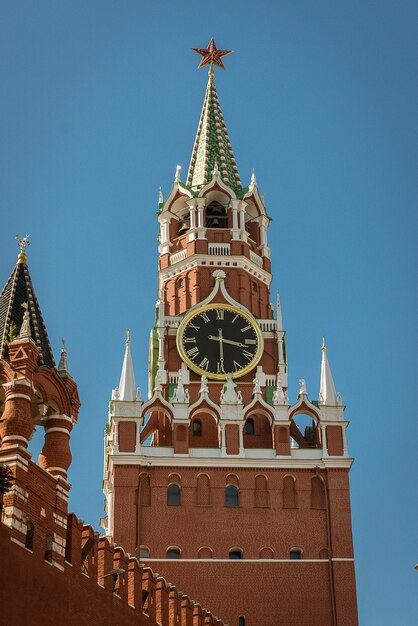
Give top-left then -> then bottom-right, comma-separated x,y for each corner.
177,304 -> 263,380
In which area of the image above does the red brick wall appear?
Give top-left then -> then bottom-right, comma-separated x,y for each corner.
119,421 -> 136,453
112,464 -> 358,626
327,425 -> 344,456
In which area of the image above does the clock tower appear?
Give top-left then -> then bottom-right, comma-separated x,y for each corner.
103,41 -> 358,626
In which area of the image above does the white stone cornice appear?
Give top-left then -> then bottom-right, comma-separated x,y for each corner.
159,254 -> 272,286
108,451 -> 354,470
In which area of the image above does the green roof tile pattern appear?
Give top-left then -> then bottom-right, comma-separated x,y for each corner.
187,73 -> 241,191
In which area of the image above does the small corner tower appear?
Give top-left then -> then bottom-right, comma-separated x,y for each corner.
0,237 -> 80,568
106,42 -> 358,626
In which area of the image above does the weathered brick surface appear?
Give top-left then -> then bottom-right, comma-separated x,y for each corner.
112,464 -> 358,626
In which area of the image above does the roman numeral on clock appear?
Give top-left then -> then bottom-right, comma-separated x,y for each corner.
187,347 -> 199,358
199,357 -> 209,370
242,349 -> 253,360
240,325 -> 251,333
200,312 -> 210,323
215,309 -> 224,320
183,337 -> 196,344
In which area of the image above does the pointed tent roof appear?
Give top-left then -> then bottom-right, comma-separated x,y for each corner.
118,332 -> 136,401
187,71 -> 241,191
319,338 -> 338,406
0,252 -> 55,367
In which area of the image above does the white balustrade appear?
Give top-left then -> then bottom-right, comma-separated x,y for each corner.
249,250 -> 263,268
258,319 -> 277,332
208,243 -> 231,256
170,249 -> 187,265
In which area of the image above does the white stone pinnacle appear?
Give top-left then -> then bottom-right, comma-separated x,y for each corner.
118,333 -> 136,401
319,337 -> 338,406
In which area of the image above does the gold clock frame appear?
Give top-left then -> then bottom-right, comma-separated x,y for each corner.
176,303 -> 264,381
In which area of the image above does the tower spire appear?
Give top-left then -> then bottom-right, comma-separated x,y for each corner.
187,40 -> 241,190
319,336 -> 338,406
0,237 -> 55,367
118,329 -> 136,401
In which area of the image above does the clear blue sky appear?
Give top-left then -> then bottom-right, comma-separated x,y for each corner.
0,2 -> 416,624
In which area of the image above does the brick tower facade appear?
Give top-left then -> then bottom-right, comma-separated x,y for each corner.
104,42 -> 359,626
0,241 -> 228,626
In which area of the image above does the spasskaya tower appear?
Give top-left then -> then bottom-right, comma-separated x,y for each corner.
103,40 -> 359,626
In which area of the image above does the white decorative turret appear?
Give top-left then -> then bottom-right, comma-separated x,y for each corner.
252,377 -> 262,397
272,373 -> 287,406
319,337 -> 339,406
18,303 -> 32,339
117,330 -> 137,401
298,378 -> 308,398
175,164 -> 182,183
172,371 -> 190,404
199,375 -> 209,396
249,168 -> 257,189
220,373 -> 241,404
57,339 -> 69,375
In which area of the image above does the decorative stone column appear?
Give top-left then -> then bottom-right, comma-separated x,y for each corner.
0,316 -> 39,449
0,378 -> 35,448
38,413 -> 73,479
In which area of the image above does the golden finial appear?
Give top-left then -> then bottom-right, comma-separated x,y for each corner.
15,234 -> 30,264
322,336 -> 327,352
125,328 -> 131,346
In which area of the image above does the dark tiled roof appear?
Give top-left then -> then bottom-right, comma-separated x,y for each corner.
0,260 -> 55,367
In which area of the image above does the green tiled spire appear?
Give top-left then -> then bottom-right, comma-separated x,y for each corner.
187,72 -> 241,191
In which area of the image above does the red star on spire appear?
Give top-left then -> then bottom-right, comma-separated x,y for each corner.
192,38 -> 233,70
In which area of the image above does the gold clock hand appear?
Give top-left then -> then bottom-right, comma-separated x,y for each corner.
221,337 -> 246,348
218,328 -> 224,364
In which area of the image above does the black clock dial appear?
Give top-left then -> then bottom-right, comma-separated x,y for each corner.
177,305 -> 263,380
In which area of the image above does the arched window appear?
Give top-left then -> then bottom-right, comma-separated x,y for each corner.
178,277 -> 185,289
311,475 -> 326,509
192,419 -> 202,436
229,548 -> 243,560
225,485 -> 239,507
140,474 -> 151,506
44,534 -> 53,563
198,546 -> 213,559
252,281 -> 258,292
259,547 -> 274,559
177,214 -> 190,236
139,546 -> 150,559
167,484 -> 181,506
25,521 -> 34,550
206,200 -> 227,228
244,418 -> 255,435
283,475 -> 298,509
166,547 -> 181,559
196,474 -> 211,506
290,548 -> 302,560
239,617 -> 246,626
254,474 -> 269,507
